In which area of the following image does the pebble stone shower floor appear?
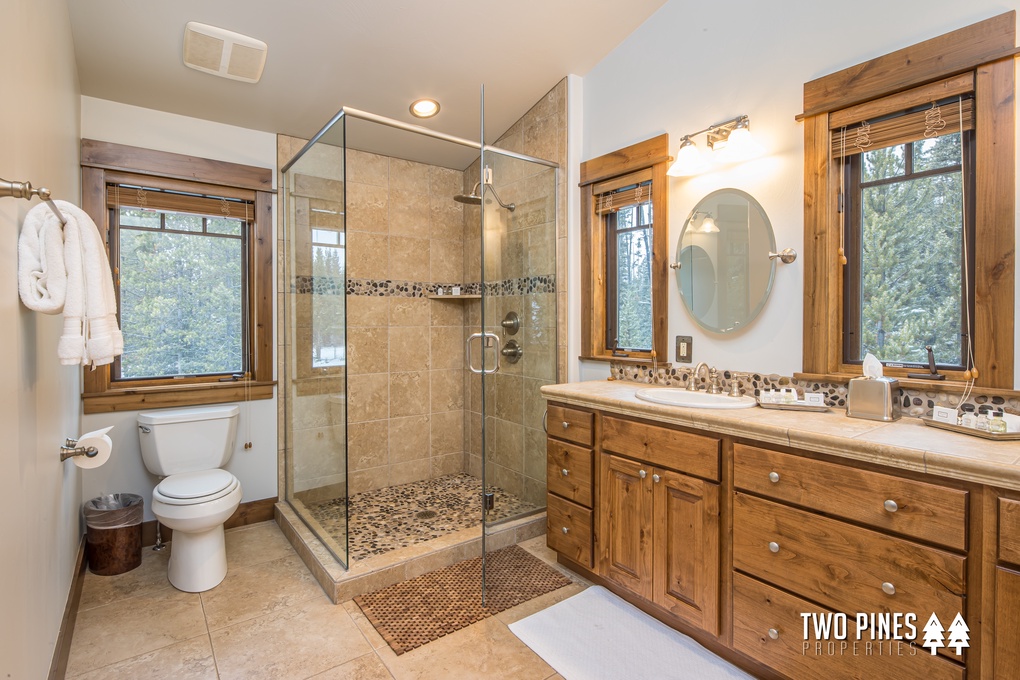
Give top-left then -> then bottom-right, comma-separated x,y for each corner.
304,473 -> 541,561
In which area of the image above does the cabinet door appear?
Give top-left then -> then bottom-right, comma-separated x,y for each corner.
600,454 -> 653,598
653,468 -> 720,635
996,567 -> 1020,679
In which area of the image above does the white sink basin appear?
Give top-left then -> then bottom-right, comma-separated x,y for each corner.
634,388 -> 758,409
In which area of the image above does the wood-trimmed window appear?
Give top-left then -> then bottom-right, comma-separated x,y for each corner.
80,140 -> 275,413
580,134 -> 670,363
800,13 -> 1016,389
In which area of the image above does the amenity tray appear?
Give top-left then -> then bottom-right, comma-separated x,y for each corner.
920,416 -> 1020,441
756,400 -> 830,412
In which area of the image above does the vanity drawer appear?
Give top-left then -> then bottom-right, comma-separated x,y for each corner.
733,444 -> 968,551
546,494 -> 592,567
547,404 -> 594,447
601,416 -> 720,482
733,493 -> 965,634
1000,498 -> 1020,567
547,439 -> 593,507
733,572 -> 964,680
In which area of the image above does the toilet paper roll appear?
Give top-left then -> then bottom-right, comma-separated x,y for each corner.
73,426 -> 113,469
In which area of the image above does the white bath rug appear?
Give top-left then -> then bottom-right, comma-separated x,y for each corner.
508,585 -> 753,680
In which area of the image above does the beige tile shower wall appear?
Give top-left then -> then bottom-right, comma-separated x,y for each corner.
343,150 -> 468,495
464,79 -> 568,508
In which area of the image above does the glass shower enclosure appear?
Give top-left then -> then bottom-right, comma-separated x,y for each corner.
280,102 -> 558,593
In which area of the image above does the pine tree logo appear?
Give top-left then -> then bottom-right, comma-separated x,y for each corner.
947,613 -> 970,654
922,613 -> 945,655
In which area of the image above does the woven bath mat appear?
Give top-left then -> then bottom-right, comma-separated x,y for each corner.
354,544 -> 572,655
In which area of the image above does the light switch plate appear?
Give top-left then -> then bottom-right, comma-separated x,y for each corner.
676,336 -> 693,363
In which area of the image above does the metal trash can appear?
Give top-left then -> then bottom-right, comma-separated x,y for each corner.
84,493 -> 144,576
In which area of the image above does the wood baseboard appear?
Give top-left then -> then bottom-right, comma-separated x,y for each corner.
141,496 -> 278,546
48,535 -> 87,680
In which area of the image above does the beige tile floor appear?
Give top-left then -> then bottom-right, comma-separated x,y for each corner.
66,521 -> 583,679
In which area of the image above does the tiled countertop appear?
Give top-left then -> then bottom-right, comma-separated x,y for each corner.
541,380 -> 1020,491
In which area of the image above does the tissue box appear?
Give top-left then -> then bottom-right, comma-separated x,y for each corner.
847,376 -> 901,421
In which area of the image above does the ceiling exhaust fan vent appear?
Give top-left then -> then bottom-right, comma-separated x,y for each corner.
183,22 -> 267,83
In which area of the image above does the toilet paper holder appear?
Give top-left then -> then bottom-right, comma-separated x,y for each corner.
60,437 -> 99,462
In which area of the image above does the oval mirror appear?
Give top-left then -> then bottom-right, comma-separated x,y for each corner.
675,189 -> 776,333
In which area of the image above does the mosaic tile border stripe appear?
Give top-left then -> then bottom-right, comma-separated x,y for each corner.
292,274 -> 555,297
611,362 -> 1020,419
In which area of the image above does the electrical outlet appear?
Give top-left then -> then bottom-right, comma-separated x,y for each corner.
676,335 -> 693,363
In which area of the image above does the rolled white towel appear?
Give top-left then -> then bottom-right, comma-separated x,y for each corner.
18,201 -> 67,314
20,199 -> 123,367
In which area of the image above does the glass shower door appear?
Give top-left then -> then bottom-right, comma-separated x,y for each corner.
478,145 -> 558,597
282,117 -> 349,567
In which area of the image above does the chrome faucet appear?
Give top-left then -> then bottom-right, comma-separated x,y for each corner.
688,362 -> 710,391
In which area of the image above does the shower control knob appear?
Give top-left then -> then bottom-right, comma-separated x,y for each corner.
769,471 -> 780,483
769,541 -> 780,553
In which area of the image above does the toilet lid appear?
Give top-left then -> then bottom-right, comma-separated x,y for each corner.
157,469 -> 236,500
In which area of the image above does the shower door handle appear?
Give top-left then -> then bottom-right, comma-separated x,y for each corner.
466,332 -> 501,374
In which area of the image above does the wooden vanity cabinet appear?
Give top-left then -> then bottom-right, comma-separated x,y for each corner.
545,404 -> 595,568
995,498 -> 1020,678
599,417 -> 721,636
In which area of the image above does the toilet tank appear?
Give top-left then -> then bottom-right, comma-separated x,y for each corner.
137,405 -> 240,476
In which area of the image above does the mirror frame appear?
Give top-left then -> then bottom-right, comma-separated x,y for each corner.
675,188 -> 776,334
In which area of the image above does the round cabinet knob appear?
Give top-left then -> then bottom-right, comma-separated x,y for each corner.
653,474 -> 661,483
768,471 -> 780,484
882,582 -> 896,596
768,541 -> 780,553
561,468 -> 569,477
561,421 -> 570,429
884,499 -> 899,513
562,526 -> 570,534
639,469 -> 647,479
768,628 -> 780,640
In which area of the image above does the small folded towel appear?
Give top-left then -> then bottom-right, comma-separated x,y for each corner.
18,201 -> 66,314
19,200 -> 123,366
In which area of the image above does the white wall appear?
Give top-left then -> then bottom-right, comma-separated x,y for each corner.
0,0 -> 82,676
80,97 -> 279,521
576,1 -> 1020,387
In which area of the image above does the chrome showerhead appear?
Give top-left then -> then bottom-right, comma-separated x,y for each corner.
452,181 -> 515,212
453,182 -> 483,205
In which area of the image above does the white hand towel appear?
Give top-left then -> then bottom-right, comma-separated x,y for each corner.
18,201 -> 67,314
19,200 -> 124,366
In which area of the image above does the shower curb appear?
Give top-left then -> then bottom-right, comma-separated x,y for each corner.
275,502 -> 546,604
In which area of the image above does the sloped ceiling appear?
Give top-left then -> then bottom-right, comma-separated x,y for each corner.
68,0 -> 667,168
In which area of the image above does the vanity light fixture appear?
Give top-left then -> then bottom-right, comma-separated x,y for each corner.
694,211 -> 719,233
409,98 -> 441,118
667,114 -> 761,177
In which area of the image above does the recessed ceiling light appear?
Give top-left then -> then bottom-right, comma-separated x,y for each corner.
409,99 -> 440,118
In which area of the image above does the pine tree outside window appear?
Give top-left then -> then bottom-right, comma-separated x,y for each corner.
841,101 -> 974,371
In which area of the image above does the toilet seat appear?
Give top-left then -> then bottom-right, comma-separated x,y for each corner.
154,469 -> 239,506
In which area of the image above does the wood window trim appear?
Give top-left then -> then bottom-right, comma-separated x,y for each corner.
800,13 -> 1016,389
80,140 -> 276,414
580,134 -> 670,364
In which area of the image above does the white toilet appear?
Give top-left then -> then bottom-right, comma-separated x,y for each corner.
137,405 -> 243,592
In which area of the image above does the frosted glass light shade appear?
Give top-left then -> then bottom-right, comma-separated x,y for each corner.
667,141 -> 705,176
720,125 -> 762,161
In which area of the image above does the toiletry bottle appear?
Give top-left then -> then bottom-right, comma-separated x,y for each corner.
989,409 -> 1008,434
976,405 -> 991,432
960,404 -> 977,428
782,388 -> 796,404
